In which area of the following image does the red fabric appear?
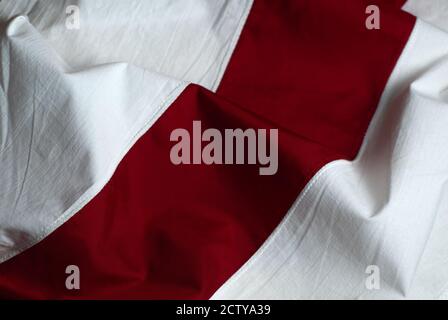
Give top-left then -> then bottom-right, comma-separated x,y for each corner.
0,0 -> 414,299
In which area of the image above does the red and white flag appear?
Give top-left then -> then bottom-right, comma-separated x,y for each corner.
1,0 -> 448,299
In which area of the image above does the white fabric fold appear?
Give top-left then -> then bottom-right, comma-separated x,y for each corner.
403,0 -> 448,33
0,15 -> 186,262
212,19 -> 448,300
0,0 -> 252,91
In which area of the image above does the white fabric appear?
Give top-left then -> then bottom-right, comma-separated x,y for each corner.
0,0 -> 252,91
0,1 -> 252,263
403,0 -> 448,33
212,19 -> 448,300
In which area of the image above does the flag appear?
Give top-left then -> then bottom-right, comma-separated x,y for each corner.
1,0 -> 448,299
